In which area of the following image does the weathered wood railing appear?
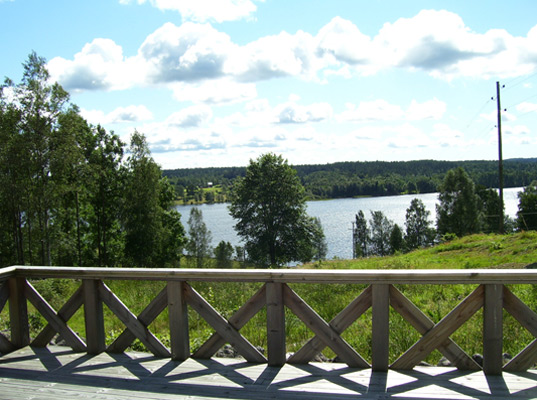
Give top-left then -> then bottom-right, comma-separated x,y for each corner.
1,266 -> 537,375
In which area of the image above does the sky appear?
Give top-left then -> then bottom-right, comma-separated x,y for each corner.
1,0 -> 537,169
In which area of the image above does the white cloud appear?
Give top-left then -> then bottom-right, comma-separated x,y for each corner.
275,101 -> 332,124
406,98 -> 446,121
120,0 -> 260,23
338,100 -> 407,122
81,105 -> 153,125
48,12 -> 537,101
140,22 -> 235,84
517,102 -> 537,114
165,105 -> 213,127
316,16 -> 373,66
170,79 -> 257,103
48,38 -> 142,91
228,30 -> 318,81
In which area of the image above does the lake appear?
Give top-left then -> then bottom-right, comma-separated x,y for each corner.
177,187 -> 523,260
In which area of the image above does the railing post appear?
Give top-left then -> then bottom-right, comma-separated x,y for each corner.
83,279 -> 105,354
484,284 -> 503,375
168,281 -> 189,361
8,277 -> 29,348
372,284 -> 390,371
266,282 -> 285,366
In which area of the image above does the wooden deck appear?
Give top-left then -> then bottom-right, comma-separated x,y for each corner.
1,346 -> 537,399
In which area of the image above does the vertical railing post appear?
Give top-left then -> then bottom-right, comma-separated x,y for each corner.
8,277 -> 29,348
83,279 -> 105,354
372,284 -> 390,371
484,284 -> 503,375
266,282 -> 285,366
168,281 -> 189,361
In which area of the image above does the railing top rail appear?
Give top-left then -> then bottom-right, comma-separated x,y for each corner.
2,265 -> 537,284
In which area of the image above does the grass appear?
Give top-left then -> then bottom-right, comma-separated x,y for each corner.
3,231 -> 537,365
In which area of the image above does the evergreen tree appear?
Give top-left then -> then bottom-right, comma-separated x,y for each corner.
186,207 -> 212,268
353,210 -> 369,258
389,224 -> 404,254
214,240 -> 233,268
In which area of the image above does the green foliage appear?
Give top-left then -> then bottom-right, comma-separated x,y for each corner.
404,198 -> 434,250
165,159 -> 537,202
186,208 -> 212,268
389,224 -> 404,254
229,153 -> 323,267
517,182 -> 537,231
0,53 -> 186,269
353,210 -> 369,258
369,210 -> 393,256
436,167 -> 482,237
214,241 -> 234,268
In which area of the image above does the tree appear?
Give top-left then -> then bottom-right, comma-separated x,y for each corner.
310,217 -> 327,262
517,182 -> 537,231
476,186 -> 503,233
436,167 -> 482,237
186,207 -> 212,268
229,153 -> 322,267
122,131 -> 185,267
389,224 -> 404,254
369,210 -> 393,256
353,210 -> 369,258
404,198 -> 434,250
214,240 -> 233,268
86,125 -> 125,267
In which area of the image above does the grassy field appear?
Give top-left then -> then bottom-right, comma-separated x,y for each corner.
9,231 -> 537,365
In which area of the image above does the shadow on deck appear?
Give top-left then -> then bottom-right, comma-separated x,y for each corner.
1,346 -> 537,399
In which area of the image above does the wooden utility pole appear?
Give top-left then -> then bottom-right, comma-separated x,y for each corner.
496,81 -> 504,234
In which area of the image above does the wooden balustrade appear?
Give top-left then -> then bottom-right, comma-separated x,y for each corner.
2,266 -> 537,375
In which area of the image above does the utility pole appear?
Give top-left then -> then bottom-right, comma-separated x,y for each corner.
496,81 -> 504,234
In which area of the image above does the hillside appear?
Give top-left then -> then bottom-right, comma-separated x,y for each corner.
164,158 -> 537,201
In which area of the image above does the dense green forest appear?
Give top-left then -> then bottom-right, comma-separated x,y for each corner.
164,158 -> 537,202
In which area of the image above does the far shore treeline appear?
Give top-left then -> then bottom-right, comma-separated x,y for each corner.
164,158 -> 537,204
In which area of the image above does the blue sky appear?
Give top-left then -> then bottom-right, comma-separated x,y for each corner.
1,0 -> 537,169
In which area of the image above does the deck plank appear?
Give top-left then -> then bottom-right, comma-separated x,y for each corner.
1,346 -> 537,399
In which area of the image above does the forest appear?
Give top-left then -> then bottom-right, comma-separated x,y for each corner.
164,158 -> 537,203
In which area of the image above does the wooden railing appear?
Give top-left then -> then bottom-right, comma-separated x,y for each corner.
2,266 -> 537,375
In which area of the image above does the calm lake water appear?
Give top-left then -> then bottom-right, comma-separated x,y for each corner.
177,187 -> 523,260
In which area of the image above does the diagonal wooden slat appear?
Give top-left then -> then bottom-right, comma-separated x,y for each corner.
504,338 -> 537,371
503,286 -> 537,371
289,285 -> 372,364
391,285 -> 484,370
107,287 -> 168,353
32,285 -> 84,347
24,281 -> 86,352
192,284 -> 266,359
503,286 -> 537,336
0,281 -> 15,354
282,283 -> 369,368
97,282 -> 170,358
184,283 -> 266,363
0,281 -> 9,312
0,331 -> 15,354
389,285 -> 480,370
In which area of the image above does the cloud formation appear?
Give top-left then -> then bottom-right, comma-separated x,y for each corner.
49,10 -> 537,99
